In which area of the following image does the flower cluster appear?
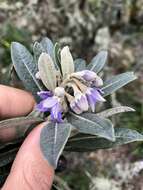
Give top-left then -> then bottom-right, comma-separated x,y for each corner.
36,47 -> 105,123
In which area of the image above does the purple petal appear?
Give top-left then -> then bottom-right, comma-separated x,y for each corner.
91,88 -> 105,102
86,93 -> 96,112
37,91 -> 53,99
51,103 -> 63,123
91,77 -> 103,87
42,97 -> 58,108
75,94 -> 88,111
70,101 -> 83,114
36,101 -> 50,112
78,70 -> 97,81
96,88 -> 104,94
86,88 -> 105,112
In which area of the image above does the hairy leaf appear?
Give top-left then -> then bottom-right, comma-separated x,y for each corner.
65,128 -> 143,152
0,148 -> 18,167
0,138 -> 22,150
33,41 -> 45,62
11,42 -> 42,100
96,106 -> 135,118
67,112 -> 115,141
38,53 -> 57,91
40,122 -> 72,168
74,58 -> 86,71
102,72 -> 137,96
60,46 -> 74,79
87,51 -> 108,73
54,43 -> 61,71
40,37 -> 54,60
0,116 -> 43,143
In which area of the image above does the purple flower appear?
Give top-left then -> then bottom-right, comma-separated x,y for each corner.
73,70 -> 104,87
70,93 -> 89,114
37,91 -> 53,99
50,103 -> 63,123
86,88 -> 105,112
74,70 -> 97,81
36,91 -> 63,123
70,101 -> 82,114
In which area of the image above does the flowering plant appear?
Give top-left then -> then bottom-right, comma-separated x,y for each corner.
0,37 -> 142,169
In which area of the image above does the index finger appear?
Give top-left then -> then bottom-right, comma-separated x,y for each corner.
0,85 -> 36,119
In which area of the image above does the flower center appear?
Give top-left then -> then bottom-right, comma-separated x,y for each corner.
54,87 -> 65,97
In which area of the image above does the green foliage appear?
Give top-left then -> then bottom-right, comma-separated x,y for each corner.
102,72 -> 137,97
65,128 -> 143,152
11,42 -> 43,100
96,106 -> 135,118
0,116 -> 43,144
88,51 -> 108,73
40,122 -> 72,168
68,112 -> 115,141
74,58 -> 86,71
40,37 -> 54,60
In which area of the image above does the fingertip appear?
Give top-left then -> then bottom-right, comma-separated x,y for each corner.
0,85 -> 36,118
2,123 -> 54,190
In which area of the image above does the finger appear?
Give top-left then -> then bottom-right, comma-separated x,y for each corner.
2,123 -> 54,190
0,85 -> 35,118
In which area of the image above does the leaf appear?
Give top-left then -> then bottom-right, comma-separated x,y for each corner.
87,51 -> 108,73
38,53 -> 57,91
60,46 -> 74,79
67,112 -> 115,141
65,128 -> 143,152
33,41 -> 45,62
54,42 -> 61,71
102,72 -> 137,96
0,148 -> 18,167
40,122 -> 72,168
11,42 -> 42,100
33,38 -> 54,64
74,58 -> 86,71
0,138 -> 22,150
0,116 -> 43,143
40,37 -> 54,60
95,106 -> 135,118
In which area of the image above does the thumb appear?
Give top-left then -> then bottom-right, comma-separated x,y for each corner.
2,123 -> 54,190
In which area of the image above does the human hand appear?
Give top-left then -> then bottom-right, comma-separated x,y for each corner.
0,85 -> 54,190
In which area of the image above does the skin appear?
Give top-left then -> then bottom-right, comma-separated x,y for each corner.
0,85 -> 54,190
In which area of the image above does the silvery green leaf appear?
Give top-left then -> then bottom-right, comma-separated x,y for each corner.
65,128 -> 143,152
0,116 -> 43,143
11,42 -> 42,100
74,58 -> 86,71
102,72 -> 137,97
40,37 -> 54,60
54,42 -> 61,71
33,41 -> 45,62
96,106 -> 135,118
38,53 -> 57,91
40,122 -> 72,168
60,46 -> 74,79
0,138 -> 22,150
24,108 -> 44,136
67,112 -> 115,141
28,107 -> 44,118
87,51 -> 108,73
0,148 -> 18,167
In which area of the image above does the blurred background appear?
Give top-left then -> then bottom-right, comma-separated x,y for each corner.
0,0 -> 143,189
